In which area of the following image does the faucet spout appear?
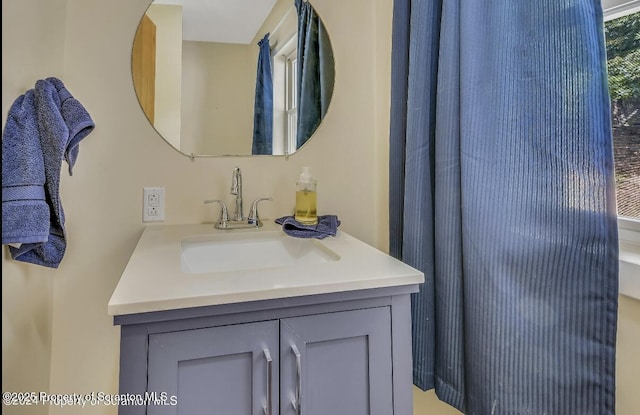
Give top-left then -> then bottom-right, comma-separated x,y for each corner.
230,167 -> 243,221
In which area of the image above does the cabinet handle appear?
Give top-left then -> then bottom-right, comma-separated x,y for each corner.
263,348 -> 273,415
290,344 -> 302,415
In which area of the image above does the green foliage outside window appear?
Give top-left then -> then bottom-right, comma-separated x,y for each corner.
604,10 -> 639,219
604,11 -> 640,126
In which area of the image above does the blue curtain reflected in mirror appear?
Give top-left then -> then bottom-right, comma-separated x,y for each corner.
252,33 -> 274,155
295,0 -> 335,149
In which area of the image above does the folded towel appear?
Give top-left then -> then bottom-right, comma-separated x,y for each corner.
2,91 -> 50,245
275,215 -> 340,239
2,78 -> 95,268
46,77 -> 95,175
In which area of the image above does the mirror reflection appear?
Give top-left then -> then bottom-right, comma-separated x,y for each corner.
132,0 -> 335,156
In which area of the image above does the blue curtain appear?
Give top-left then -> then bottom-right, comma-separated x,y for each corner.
295,0 -> 334,149
252,33 -> 273,155
389,0 -> 619,414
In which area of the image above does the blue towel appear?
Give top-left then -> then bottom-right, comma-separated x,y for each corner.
1,91 -> 50,244
2,78 -> 95,268
275,215 -> 340,239
46,77 -> 95,175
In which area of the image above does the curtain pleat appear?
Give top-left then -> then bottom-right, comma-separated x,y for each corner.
252,33 -> 273,155
295,0 -> 335,149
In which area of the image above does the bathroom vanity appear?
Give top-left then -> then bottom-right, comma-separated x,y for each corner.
109,223 -> 423,414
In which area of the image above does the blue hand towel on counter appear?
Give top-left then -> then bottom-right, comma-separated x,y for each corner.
275,215 -> 341,239
2,78 -> 95,268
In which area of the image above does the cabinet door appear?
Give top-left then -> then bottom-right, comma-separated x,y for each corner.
280,307 -> 393,415
147,320 -> 278,415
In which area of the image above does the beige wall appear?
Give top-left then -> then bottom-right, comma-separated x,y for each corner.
254,0 -> 297,51
181,41 -> 254,155
1,1 -> 638,415
616,295 -> 640,415
1,1 -> 67,414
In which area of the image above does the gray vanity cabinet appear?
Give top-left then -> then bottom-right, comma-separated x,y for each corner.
280,307 -> 393,415
147,320 -> 279,415
115,286 -> 416,415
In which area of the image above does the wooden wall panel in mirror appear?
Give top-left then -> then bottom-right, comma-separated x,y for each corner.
132,0 -> 335,157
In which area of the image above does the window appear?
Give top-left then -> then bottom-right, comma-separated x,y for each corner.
285,50 -> 298,154
271,34 -> 298,156
604,0 -> 640,298
604,5 -> 640,222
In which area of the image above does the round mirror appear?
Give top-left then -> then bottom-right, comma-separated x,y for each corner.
132,0 -> 335,157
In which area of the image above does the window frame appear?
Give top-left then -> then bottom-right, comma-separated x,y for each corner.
271,34 -> 298,156
284,48 -> 298,155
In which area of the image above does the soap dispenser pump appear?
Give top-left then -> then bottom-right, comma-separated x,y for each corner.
295,167 -> 318,225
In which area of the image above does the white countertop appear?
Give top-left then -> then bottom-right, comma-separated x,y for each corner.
108,222 -> 424,316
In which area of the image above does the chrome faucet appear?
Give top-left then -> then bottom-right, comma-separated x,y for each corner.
230,166 -> 243,221
204,167 -> 273,229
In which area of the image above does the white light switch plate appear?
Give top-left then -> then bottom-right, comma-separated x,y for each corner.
143,187 -> 165,222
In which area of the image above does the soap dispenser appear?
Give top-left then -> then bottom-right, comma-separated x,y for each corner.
295,167 -> 318,225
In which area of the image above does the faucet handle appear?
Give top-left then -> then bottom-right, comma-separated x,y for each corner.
204,199 -> 229,227
248,198 -> 273,226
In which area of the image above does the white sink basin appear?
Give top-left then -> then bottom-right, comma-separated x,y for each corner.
181,231 -> 340,274
108,223 -> 425,315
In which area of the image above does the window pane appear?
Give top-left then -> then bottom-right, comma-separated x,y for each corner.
604,10 -> 640,219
